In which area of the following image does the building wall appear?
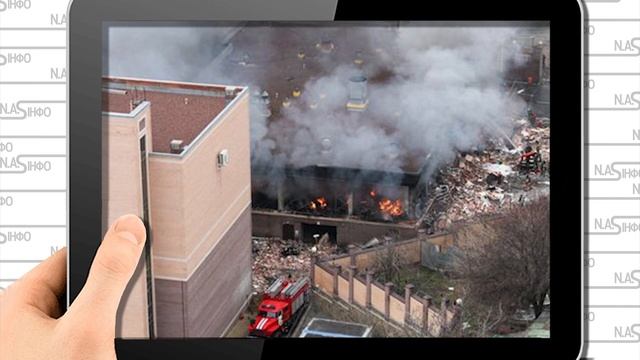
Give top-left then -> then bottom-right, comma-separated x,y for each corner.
154,207 -> 252,337
149,93 -> 251,278
102,111 -> 146,225
149,92 -> 252,337
325,237 -> 422,272
252,211 -> 418,245
102,108 -> 152,338
153,278 -> 185,337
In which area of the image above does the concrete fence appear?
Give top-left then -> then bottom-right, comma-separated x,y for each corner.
312,259 -> 456,337
323,236 -> 435,270
321,232 -> 453,272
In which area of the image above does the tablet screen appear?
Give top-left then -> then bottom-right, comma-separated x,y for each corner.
102,22 -> 550,339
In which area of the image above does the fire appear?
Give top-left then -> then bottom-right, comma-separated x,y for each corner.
378,198 -> 404,217
309,197 -> 328,210
369,188 -> 404,217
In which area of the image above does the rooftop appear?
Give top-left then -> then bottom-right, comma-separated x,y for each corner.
299,318 -> 372,338
102,77 -> 244,154
214,26 -> 429,174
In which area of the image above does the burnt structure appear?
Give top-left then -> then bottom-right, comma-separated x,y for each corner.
502,35 -> 550,117
251,164 -> 428,245
207,25 -> 547,245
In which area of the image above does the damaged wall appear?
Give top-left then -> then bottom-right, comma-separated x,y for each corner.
252,210 -> 418,245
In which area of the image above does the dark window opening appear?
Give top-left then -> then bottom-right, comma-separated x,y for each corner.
282,224 -> 295,241
301,223 -> 337,244
252,190 -> 278,210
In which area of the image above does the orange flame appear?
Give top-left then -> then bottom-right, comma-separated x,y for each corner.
309,197 -> 328,210
369,189 -> 403,217
378,198 -> 404,217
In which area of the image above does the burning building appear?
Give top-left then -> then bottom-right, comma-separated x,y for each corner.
102,77 -> 252,338
251,160 -> 427,244
106,25 -> 549,247
210,26 -> 528,245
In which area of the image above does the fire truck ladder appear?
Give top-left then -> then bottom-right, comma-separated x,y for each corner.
283,277 -> 309,298
266,278 -> 285,297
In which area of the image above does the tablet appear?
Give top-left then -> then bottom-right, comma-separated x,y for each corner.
68,0 -> 584,359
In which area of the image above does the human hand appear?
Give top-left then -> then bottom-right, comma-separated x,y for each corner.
0,215 -> 147,360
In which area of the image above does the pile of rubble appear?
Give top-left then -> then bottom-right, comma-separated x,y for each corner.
433,119 -> 550,229
251,237 -> 337,293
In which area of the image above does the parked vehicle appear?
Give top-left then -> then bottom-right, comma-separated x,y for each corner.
248,277 -> 310,337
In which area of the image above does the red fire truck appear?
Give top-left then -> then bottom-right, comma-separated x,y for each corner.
248,277 -> 310,337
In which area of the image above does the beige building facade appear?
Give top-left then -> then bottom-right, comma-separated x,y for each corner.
102,77 -> 252,338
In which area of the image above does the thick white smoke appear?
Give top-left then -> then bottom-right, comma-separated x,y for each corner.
106,25 -> 527,184
106,27 -> 238,82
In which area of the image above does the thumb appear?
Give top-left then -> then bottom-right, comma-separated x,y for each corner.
66,214 -> 146,324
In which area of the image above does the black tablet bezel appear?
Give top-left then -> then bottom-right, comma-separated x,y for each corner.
68,0 -> 584,359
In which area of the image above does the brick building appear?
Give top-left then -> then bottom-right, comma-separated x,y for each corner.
102,77 -> 252,338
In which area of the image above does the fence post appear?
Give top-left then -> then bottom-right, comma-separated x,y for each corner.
348,265 -> 357,304
310,255 -> 317,286
348,245 -> 357,266
422,295 -> 432,335
404,284 -> 415,324
333,265 -> 341,297
384,282 -> 394,320
365,270 -> 374,309
440,297 -> 450,335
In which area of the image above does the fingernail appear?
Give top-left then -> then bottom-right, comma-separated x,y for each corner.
116,231 -> 142,245
112,215 -> 146,245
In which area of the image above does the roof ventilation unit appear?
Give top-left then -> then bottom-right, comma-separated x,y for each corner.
346,75 -> 369,111
169,139 -> 184,154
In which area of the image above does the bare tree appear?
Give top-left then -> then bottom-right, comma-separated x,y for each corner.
449,292 -> 506,337
453,197 -> 550,326
373,244 -> 409,285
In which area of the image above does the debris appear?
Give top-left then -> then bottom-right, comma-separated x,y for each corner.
485,172 -> 504,188
483,163 -> 513,177
317,233 -> 330,247
252,238 -> 336,293
362,237 -> 380,249
428,118 -> 550,229
281,244 -> 300,257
